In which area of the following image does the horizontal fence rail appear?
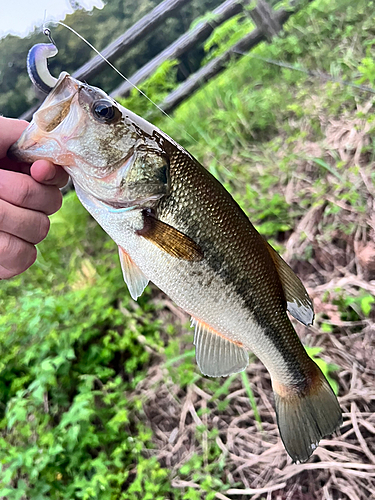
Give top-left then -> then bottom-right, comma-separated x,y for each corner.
21,0 -> 312,122
110,0 -> 245,98
72,0 -> 193,82
159,0 -> 313,113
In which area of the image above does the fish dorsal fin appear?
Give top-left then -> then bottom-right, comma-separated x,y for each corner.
192,318 -> 248,377
264,240 -> 314,326
137,212 -> 203,261
118,247 -> 149,300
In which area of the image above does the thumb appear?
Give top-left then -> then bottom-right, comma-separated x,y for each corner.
0,117 -> 29,160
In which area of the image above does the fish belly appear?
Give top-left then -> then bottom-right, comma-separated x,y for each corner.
77,185 -> 307,387
116,227 -> 295,383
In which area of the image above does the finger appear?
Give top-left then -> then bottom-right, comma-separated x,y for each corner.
0,231 -> 37,278
30,161 -> 70,188
0,170 -> 62,215
0,264 -> 17,280
0,117 -> 29,159
0,156 -> 31,175
0,199 -> 50,244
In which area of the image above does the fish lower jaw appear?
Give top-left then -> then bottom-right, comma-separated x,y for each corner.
9,136 -> 64,165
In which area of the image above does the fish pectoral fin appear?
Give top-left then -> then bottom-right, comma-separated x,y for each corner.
192,318 -> 248,377
137,212 -> 203,261
263,240 -> 314,326
118,247 -> 149,300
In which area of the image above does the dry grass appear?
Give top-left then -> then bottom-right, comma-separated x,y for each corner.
132,314 -> 375,499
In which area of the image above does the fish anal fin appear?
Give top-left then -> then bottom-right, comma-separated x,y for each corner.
192,318 -> 248,377
273,364 -> 342,463
137,212 -> 203,261
118,247 -> 149,300
264,240 -> 314,326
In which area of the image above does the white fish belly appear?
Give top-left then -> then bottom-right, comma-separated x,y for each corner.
131,236 -> 296,382
80,195 -> 298,384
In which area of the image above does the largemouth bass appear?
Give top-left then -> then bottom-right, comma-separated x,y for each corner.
9,44 -> 342,463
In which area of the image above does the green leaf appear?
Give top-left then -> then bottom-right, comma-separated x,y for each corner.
361,295 -> 374,317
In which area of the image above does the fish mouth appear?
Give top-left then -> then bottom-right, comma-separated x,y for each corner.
8,73 -> 83,166
7,121 -> 62,164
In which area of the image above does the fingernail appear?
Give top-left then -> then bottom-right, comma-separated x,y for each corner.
44,166 -> 56,181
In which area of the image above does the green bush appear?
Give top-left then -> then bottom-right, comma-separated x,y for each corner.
0,193 -> 168,499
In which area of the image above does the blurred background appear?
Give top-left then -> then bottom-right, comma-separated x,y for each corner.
0,0 -> 374,498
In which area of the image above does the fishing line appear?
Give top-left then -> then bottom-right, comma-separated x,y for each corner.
44,22 -> 230,175
56,22 -> 173,120
54,20 -> 205,153
233,50 -> 375,95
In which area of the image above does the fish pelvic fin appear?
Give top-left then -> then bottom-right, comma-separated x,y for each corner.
263,239 -> 314,326
273,364 -> 342,463
192,318 -> 249,377
118,247 -> 149,300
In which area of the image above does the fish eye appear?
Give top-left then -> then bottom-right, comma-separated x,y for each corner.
92,99 -> 121,124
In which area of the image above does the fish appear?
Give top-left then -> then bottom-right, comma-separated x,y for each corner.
8,43 -> 342,463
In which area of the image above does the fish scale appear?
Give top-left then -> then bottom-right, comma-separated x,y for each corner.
9,62 -> 342,463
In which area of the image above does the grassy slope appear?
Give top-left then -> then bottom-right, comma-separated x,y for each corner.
1,0 -> 375,498
148,1 -> 375,497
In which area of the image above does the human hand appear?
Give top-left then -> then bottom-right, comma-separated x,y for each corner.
0,117 -> 69,279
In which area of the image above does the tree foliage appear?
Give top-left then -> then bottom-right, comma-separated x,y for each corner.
0,0 -> 219,118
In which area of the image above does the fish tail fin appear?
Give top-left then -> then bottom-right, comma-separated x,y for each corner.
273,364 -> 342,463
